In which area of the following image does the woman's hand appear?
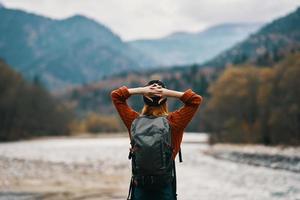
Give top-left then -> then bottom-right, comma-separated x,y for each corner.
143,84 -> 184,101
128,83 -> 184,99
128,84 -> 162,97
143,83 -> 164,97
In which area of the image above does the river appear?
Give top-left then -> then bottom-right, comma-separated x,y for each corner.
0,133 -> 299,200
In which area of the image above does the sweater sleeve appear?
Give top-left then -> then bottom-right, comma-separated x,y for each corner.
168,89 -> 203,131
110,86 -> 139,134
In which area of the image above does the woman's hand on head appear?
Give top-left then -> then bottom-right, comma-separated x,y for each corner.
128,83 -> 183,99
142,84 -> 163,97
157,86 -> 184,99
128,84 -> 163,97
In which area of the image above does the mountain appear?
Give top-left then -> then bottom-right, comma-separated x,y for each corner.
58,6 -> 300,134
61,6 -> 300,117
128,23 -> 262,66
0,7 -> 155,90
60,6 -> 300,95
204,7 -> 300,68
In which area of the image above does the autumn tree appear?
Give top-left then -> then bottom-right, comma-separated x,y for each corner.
0,60 -> 74,141
205,53 -> 300,145
204,66 -> 262,143
268,54 -> 300,144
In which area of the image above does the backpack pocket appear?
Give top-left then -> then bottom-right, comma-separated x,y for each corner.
160,140 -> 173,171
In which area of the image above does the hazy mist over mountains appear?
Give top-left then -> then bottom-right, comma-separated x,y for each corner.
0,6 -> 154,89
204,6 -> 300,68
129,23 -> 262,66
3,4 -> 295,90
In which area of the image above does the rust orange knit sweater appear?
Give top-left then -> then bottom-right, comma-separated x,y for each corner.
111,86 -> 203,159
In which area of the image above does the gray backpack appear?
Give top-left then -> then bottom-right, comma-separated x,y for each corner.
127,115 -> 182,199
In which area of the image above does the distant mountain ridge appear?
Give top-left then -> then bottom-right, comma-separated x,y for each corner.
54,5 -> 300,134
1,4 -> 298,91
129,23 -> 263,66
203,7 -> 300,68
0,6 -> 154,89
62,6 -> 300,114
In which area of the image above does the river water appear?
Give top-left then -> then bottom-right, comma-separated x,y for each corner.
0,133 -> 299,200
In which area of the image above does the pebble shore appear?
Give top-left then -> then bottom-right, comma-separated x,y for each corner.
205,144 -> 300,173
0,156 -> 129,200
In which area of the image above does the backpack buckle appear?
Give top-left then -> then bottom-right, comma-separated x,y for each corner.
128,147 -> 133,159
128,146 -> 139,160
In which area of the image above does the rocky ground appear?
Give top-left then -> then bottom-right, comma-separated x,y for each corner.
0,156 -> 127,200
205,144 -> 300,173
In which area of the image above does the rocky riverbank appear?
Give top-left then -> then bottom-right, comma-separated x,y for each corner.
1,134 -> 299,200
0,156 -> 129,200
205,144 -> 300,173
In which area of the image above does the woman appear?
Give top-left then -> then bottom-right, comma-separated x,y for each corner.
111,80 -> 202,200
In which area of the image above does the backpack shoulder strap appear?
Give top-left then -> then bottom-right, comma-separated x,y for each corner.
178,148 -> 183,163
172,160 -> 178,200
127,176 -> 134,200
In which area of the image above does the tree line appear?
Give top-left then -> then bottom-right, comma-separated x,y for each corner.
204,53 -> 300,145
0,60 -> 73,141
1,52 -> 299,146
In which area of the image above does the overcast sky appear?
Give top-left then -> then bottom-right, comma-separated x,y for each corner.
1,0 -> 300,41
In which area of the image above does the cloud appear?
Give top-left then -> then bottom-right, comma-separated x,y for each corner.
1,0 -> 299,40
176,0 -> 300,24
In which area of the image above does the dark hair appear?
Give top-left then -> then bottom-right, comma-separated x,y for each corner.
143,80 -> 167,107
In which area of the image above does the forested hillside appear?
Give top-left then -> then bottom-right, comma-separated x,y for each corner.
0,59 -> 73,141
205,53 -> 300,145
0,6 -> 154,89
204,7 -> 300,68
